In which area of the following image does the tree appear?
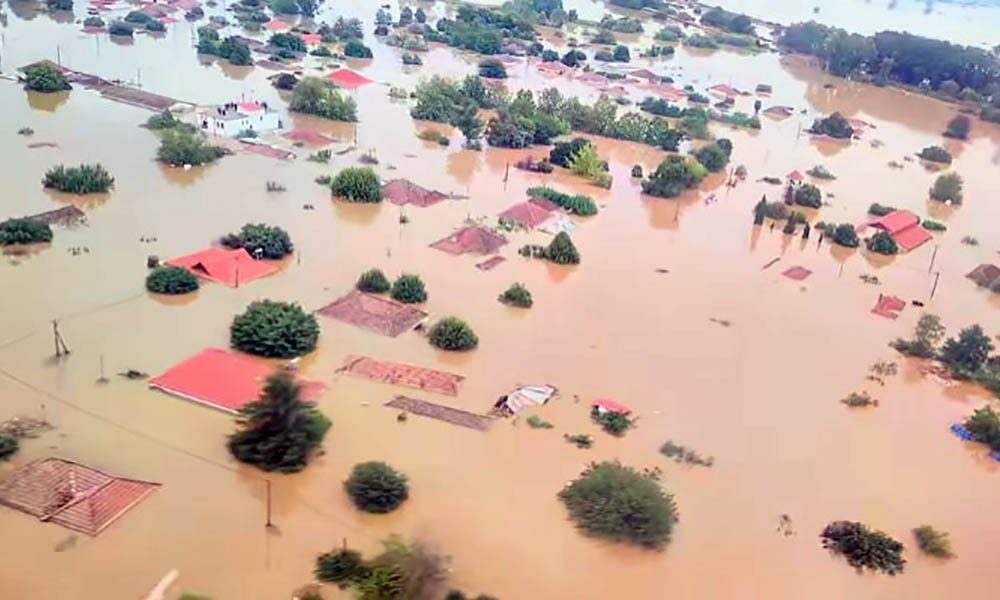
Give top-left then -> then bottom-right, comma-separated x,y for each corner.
929,173 -> 963,203
809,112 -> 854,139
613,44 -> 631,62
452,103 -> 483,149
642,156 -> 707,198
415,8 -> 426,23
216,37 -> 253,65
477,58 -> 507,79
793,183 -> 822,208
567,144 -> 611,188
289,77 -> 357,122
0,219 -> 53,245
345,462 -> 409,513
343,39 -> 373,59
867,230 -> 898,255
693,142 -> 730,172
269,33 -> 306,53
47,0 -> 73,10
356,268 -> 391,293
390,274 -> 427,304
0,435 -> 19,461
940,325 -> 994,376
428,317 -> 478,351
558,461 -> 678,548
156,129 -> 226,166
220,223 -> 293,259
832,223 -> 859,248
964,406 -> 1000,452
820,521 -> 905,575
398,6 -> 413,25
108,21 -> 135,37
545,232 -> 580,265
22,63 -> 71,93
146,266 -> 199,294
560,49 -> 586,67
943,115 -> 971,140
316,548 -> 367,586
227,370 -> 330,473
42,164 -> 114,194
549,138 -> 591,168
230,300 -> 319,358
892,313 -> 945,358
918,145 -> 952,164
499,283 -> 532,308
484,113 -> 533,149
331,167 -> 381,202
270,0 -> 299,14
913,526 -> 955,559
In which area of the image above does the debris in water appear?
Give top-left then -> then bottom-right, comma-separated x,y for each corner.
0,416 -> 52,439
54,535 -> 78,552
564,433 -> 593,448
709,318 -> 732,328
118,369 -> 149,380
777,514 -> 795,536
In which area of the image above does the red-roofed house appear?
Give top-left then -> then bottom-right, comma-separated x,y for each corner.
264,19 -> 291,32
787,170 -> 804,183
499,200 -> 555,229
592,399 -> 631,415
866,210 -> 932,252
710,83 -> 741,98
328,68 -> 373,89
301,33 -> 322,45
166,248 -> 278,287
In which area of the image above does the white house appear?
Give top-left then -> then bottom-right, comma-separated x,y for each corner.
197,101 -> 282,137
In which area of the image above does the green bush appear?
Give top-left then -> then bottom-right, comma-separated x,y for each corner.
794,183 -> 823,208
42,164 -> 114,194
270,0 -> 299,14
965,406 -> 1000,452
820,521 -> 905,575
809,112 -> 854,139
642,156 -> 707,198
146,110 -> 195,132
807,165 -> 836,179
47,0 -> 73,10
390,274 -> 427,304
83,16 -> 105,27
613,44 -> 631,62
0,435 -> 19,461
943,115 -> 970,140
0,218 -> 53,245
867,230 -> 898,255
356,269 -> 391,293
146,266 -> 199,294
289,77 -> 358,121
918,145 -> 952,164
941,325 -> 994,377
228,371 -> 330,472
157,129 -> 226,166
230,300 -> 319,358
331,167 -> 381,202
526,186 -> 597,216
546,232 -> 580,265
685,34 -> 719,49
345,461 -> 409,513
311,45 -> 333,57
832,223 -> 859,248
269,32 -> 305,52
868,203 -> 895,216
220,223 -> 293,259
558,461 -> 677,548
22,63 -> 72,93
499,283 -> 532,308
478,58 -> 507,79
549,138 -> 591,168
693,142 -> 730,172
929,173 -> 963,203
526,415 -> 553,429
315,548 -> 368,586
891,313 -> 945,358
913,525 -> 954,558
591,407 -> 634,436
109,21 -> 135,37
428,317 -> 478,351
922,219 -> 947,232
343,39 -> 373,58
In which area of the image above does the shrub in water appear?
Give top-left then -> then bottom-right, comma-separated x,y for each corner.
559,461 -> 677,548
22,63 -> 71,93
499,283 -> 533,308
794,183 -> 823,208
918,145 -> 952,164
390,274 -> 427,304
42,164 -> 114,194
428,317 -> 478,351
867,230 -> 898,255
0,435 -> 19,461
315,548 -> 368,586
478,58 -> 507,79
146,266 -> 199,294
929,172 -> 963,203
356,268 -> 391,293
820,521 -> 905,575
289,77 -> 358,122
832,223 -> 859,248
157,129 -> 226,166
220,223 -> 293,259
331,167 -> 381,202
913,525 -> 954,558
230,300 -> 319,358
545,232 -> 580,265
0,218 -> 53,245
344,461 -> 410,513
343,38 -> 373,58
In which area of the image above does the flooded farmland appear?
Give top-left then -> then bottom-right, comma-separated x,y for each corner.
0,1 -> 999,599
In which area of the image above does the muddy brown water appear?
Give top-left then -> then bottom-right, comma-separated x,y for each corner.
1,1 -> 999,599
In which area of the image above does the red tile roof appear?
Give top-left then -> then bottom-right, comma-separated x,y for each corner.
870,210 -> 920,235
782,266 -> 812,281
338,355 -> 465,396
499,201 -> 555,229
872,295 -> 906,319
264,19 -> 291,32
381,178 -> 447,207
317,290 -> 428,337
787,170 -> 804,182
166,247 -> 278,287
327,68 -> 372,89
892,225 -> 933,252
592,398 -> 631,415
149,348 -> 325,413
430,225 -> 508,255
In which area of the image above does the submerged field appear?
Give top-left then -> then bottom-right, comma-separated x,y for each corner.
0,1 -> 999,598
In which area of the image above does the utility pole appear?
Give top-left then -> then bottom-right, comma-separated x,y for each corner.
265,480 -> 274,528
930,272 -> 941,299
52,320 -> 70,357
928,244 -> 939,273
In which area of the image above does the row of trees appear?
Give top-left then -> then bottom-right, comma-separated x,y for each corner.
289,77 -> 358,122
197,28 -> 253,66
892,314 -> 998,397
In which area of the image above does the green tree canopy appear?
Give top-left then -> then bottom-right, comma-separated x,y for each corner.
331,167 -> 381,202
390,274 -> 428,304
289,77 -> 358,122
0,219 -> 53,245
344,462 -> 410,513
428,317 -> 478,351
22,63 -> 72,93
929,172 -> 963,203
146,266 -> 199,294
230,300 -> 319,358
941,325 -> 994,376
220,223 -> 294,259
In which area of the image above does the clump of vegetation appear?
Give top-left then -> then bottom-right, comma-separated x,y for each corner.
343,39 -> 373,58
157,129 -> 227,166
0,219 -> 53,246
22,63 -> 72,93
868,203 -> 895,216
655,25 -> 685,43
940,325 -> 994,378
685,34 -> 719,49
402,53 -> 423,66
230,300 -> 319,358
42,164 -> 114,194
599,13 -> 642,33
0,435 -> 19,461
526,186 -> 597,216
220,223 -> 293,259
943,115 -> 971,140
525,415 -> 553,429
820,521 -> 905,575
960,235 -> 978,246
356,268 -> 391,293
271,72 -> 298,90
108,21 -> 135,37
269,32 -> 306,53
559,461 -> 678,548
499,283 -> 533,308
700,6 -> 754,34
145,110 -> 195,133
227,370 -> 330,472
310,46 -> 333,57
418,129 -> 450,146
918,145 -> 953,164
146,266 -> 199,295
567,144 -> 612,188
891,313 -> 946,358
331,167 -> 381,202
752,199 -> 789,223
793,183 -> 823,208
591,407 -> 635,436
929,172 -> 963,203
197,29 -> 253,65
315,547 -> 367,588
315,536 -> 447,599
642,155 -> 708,198
307,149 -> 331,163
564,433 -> 593,448
867,230 -> 899,255
693,139 -> 732,173
922,219 -> 947,232
549,138 -> 591,168
964,406 -> 1000,452
913,525 -> 954,558
390,274 -> 427,304
841,392 -> 877,407
344,461 -> 409,513
477,58 -> 507,79
809,112 -> 854,139
660,440 -> 714,467
832,223 -> 860,248
545,232 -> 580,265
289,77 -> 358,122
428,317 -> 478,351
807,165 -> 836,179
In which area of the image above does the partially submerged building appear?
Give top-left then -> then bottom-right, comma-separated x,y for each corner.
196,101 -> 281,137
861,210 -> 932,252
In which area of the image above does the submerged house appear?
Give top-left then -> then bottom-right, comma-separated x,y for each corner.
862,210 -> 932,252
197,101 -> 281,137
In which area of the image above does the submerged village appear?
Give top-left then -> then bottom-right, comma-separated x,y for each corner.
1,0 -> 999,598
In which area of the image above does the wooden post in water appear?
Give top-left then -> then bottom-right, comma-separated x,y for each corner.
52,320 -> 70,357
928,245 -> 939,273
265,479 -> 273,528
931,272 -> 941,300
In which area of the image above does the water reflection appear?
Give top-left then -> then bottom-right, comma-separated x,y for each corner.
26,90 -> 70,112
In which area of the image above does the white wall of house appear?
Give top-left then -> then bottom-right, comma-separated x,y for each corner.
198,110 -> 281,137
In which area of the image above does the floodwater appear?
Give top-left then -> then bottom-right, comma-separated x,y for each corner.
1,1 -> 999,599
